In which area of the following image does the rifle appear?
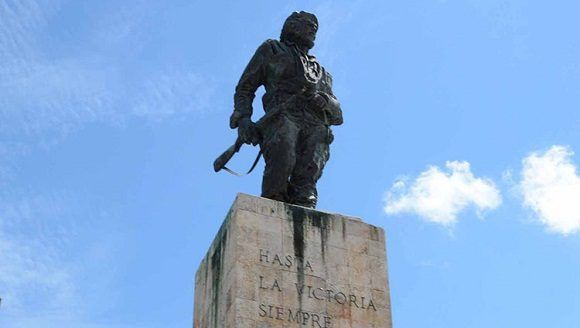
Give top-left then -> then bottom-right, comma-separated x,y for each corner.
213,93 -> 301,175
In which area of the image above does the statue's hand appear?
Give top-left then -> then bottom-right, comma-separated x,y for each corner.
238,118 -> 261,146
307,92 -> 328,112
229,111 -> 244,129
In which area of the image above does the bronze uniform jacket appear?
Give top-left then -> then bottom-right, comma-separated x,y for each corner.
233,39 -> 342,126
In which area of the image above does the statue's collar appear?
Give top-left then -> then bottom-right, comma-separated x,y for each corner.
283,40 -> 316,59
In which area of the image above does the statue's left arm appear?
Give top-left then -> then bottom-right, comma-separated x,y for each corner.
319,71 -> 343,126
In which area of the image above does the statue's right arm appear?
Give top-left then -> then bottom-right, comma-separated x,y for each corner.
230,40 -> 276,129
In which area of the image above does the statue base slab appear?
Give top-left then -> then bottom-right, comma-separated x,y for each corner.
194,193 -> 392,327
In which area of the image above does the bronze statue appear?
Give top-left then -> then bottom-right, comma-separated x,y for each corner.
215,11 -> 342,208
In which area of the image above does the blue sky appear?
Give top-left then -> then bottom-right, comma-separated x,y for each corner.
1,0 -> 579,327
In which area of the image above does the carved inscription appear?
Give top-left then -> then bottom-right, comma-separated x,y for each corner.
295,283 -> 377,311
259,304 -> 332,327
259,275 -> 282,292
259,249 -> 314,272
260,275 -> 377,311
256,249 -> 378,326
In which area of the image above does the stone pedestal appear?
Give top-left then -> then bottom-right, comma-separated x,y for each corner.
194,193 -> 392,327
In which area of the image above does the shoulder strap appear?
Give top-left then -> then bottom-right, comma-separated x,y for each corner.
222,150 -> 263,177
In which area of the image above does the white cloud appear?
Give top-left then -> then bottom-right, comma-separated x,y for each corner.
520,145 -> 580,235
0,232 -> 77,314
0,0 -> 214,189
0,1 -> 110,137
0,2 -> 206,326
132,71 -> 213,120
0,0 -> 213,138
0,191 -> 123,327
384,161 -> 502,225
0,192 -> 80,323
0,57 -> 117,135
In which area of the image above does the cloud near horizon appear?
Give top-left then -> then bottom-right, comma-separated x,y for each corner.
520,145 -> 580,235
384,161 -> 502,225
0,190 -> 124,327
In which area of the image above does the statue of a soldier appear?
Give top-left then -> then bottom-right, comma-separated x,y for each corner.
222,11 -> 342,208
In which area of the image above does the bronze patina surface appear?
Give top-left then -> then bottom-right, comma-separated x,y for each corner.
217,11 -> 343,209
